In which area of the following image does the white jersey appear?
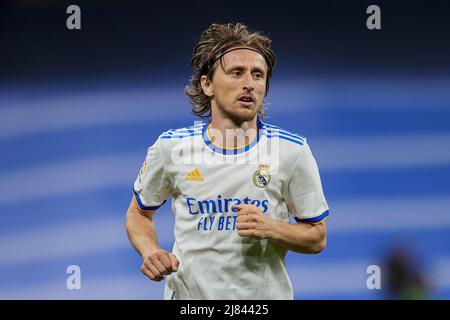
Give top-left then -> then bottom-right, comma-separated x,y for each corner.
133,119 -> 329,300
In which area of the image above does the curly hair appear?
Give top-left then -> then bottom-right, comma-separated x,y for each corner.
185,23 -> 276,119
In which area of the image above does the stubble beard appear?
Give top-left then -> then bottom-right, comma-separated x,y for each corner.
215,102 -> 261,126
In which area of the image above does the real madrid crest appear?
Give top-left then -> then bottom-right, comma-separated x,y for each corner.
253,163 -> 271,188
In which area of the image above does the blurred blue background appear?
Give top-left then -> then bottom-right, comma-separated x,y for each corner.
1,0 -> 449,299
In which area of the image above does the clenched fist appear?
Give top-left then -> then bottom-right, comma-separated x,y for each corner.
233,204 -> 276,240
141,248 -> 180,281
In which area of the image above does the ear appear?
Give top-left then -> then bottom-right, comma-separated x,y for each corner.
200,75 -> 214,97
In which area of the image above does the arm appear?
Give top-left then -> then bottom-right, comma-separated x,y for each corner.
126,195 -> 160,256
268,140 -> 329,254
234,204 -> 327,254
269,219 -> 327,254
125,195 -> 179,281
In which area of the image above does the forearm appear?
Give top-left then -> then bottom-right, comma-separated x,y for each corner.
125,207 -> 160,257
269,220 -> 327,254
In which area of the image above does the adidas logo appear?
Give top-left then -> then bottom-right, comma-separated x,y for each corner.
186,168 -> 204,182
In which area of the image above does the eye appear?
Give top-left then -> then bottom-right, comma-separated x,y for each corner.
252,72 -> 263,80
231,70 -> 242,76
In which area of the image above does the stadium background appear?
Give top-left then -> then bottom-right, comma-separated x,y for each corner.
1,0 -> 449,299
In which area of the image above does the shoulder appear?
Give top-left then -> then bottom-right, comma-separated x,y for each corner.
260,121 -> 307,149
156,122 -> 206,146
260,121 -> 317,177
160,122 -> 206,139
260,121 -> 309,167
161,122 -> 206,137
143,123 -> 205,158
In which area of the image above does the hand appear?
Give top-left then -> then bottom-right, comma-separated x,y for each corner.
233,204 -> 275,240
141,247 -> 179,282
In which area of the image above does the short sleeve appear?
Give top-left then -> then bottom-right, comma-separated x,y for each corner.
133,137 -> 172,211
284,140 -> 329,224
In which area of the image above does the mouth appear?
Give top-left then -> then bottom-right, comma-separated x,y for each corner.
237,95 -> 255,106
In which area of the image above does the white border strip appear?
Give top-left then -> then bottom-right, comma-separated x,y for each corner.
1,78 -> 449,138
1,195 -> 450,267
1,133 -> 450,205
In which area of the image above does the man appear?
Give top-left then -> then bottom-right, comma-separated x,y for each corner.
125,23 -> 329,300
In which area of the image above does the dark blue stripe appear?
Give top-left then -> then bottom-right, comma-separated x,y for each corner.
322,164 -> 450,200
263,129 -> 305,141
160,132 -> 202,139
132,189 -> 166,210
0,123 -> 162,174
265,130 -> 305,142
0,248 -> 146,290
2,113 -> 450,174
1,227 -> 448,291
321,226 -> 450,261
1,166 -> 448,230
297,210 -> 329,223
163,126 -> 204,135
263,128 -> 305,142
265,134 -> 304,145
262,124 -> 305,140
0,186 -> 173,232
163,130 -> 202,136
294,291 -> 380,300
267,109 -> 450,137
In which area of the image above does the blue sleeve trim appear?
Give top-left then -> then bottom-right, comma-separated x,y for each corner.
133,189 -> 166,211
296,210 -> 329,223
265,134 -> 304,146
262,126 -> 305,142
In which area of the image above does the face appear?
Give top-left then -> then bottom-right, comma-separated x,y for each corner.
201,47 -> 268,124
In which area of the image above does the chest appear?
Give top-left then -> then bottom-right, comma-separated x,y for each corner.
171,162 -> 287,201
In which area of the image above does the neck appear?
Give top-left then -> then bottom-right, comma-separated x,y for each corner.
209,113 -> 258,149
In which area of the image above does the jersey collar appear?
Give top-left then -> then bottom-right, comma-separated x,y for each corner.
202,119 -> 263,155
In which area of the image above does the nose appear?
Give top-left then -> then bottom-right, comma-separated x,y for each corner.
242,73 -> 255,92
